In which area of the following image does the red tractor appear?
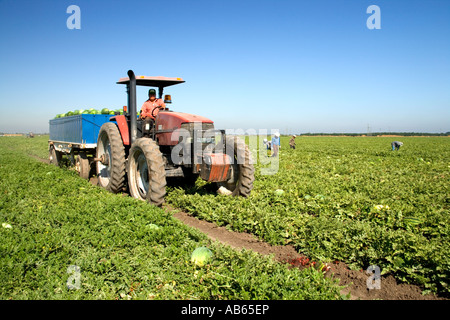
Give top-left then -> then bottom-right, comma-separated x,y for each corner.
95,70 -> 254,206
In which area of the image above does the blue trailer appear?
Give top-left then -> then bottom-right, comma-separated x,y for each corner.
48,114 -> 116,179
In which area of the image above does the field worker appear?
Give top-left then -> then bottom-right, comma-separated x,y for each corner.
289,135 -> 296,149
140,89 -> 166,120
271,132 -> 280,157
262,138 -> 271,157
391,141 -> 403,151
263,138 -> 271,150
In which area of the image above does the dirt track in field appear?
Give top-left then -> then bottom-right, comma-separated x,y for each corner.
36,153 -> 445,300
167,207 -> 444,300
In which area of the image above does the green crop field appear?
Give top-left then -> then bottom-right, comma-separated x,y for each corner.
0,135 -> 343,300
1,135 -> 449,300
169,136 -> 449,296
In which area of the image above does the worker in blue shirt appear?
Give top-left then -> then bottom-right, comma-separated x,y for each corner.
271,132 -> 280,157
391,141 -> 403,151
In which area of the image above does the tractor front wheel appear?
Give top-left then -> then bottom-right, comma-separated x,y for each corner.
217,136 -> 255,197
127,138 -> 166,206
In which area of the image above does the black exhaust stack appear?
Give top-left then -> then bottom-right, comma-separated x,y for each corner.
127,70 -> 137,145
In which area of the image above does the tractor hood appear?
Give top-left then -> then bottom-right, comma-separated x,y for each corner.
157,111 -> 214,125
155,111 -> 214,146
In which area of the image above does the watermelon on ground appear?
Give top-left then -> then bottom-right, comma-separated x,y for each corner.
190,247 -> 213,267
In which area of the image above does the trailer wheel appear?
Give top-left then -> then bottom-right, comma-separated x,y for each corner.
127,138 -> 166,206
96,122 -> 126,193
217,136 -> 255,197
49,144 -> 62,166
75,153 -> 90,180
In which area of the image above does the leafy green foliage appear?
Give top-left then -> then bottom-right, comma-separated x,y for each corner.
167,136 -> 450,296
0,136 -> 343,300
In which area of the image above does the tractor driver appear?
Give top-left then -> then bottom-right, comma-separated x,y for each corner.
140,89 -> 166,120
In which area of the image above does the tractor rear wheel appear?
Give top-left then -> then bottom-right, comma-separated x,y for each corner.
96,122 -> 126,193
127,138 -> 166,206
217,136 -> 255,197
49,144 -> 61,166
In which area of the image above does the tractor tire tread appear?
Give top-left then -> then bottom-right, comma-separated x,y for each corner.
226,136 -> 255,197
128,138 -> 166,206
97,122 -> 126,193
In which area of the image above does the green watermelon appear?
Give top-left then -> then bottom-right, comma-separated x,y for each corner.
315,194 -> 325,200
101,108 -> 110,114
147,224 -> 160,230
190,247 -> 213,267
404,216 -> 422,227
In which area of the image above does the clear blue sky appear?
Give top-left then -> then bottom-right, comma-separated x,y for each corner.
0,0 -> 449,134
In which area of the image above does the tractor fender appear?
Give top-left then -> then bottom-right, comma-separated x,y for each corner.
110,115 -> 130,145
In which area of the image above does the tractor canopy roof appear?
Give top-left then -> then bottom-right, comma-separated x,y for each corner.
117,75 -> 185,88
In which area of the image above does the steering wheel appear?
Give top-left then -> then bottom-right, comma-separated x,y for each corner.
151,106 -> 165,118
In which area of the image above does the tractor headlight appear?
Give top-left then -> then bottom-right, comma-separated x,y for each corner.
197,136 -> 215,144
180,122 -> 214,133
180,122 -> 215,148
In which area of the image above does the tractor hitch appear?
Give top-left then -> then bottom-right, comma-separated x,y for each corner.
93,154 -> 109,166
